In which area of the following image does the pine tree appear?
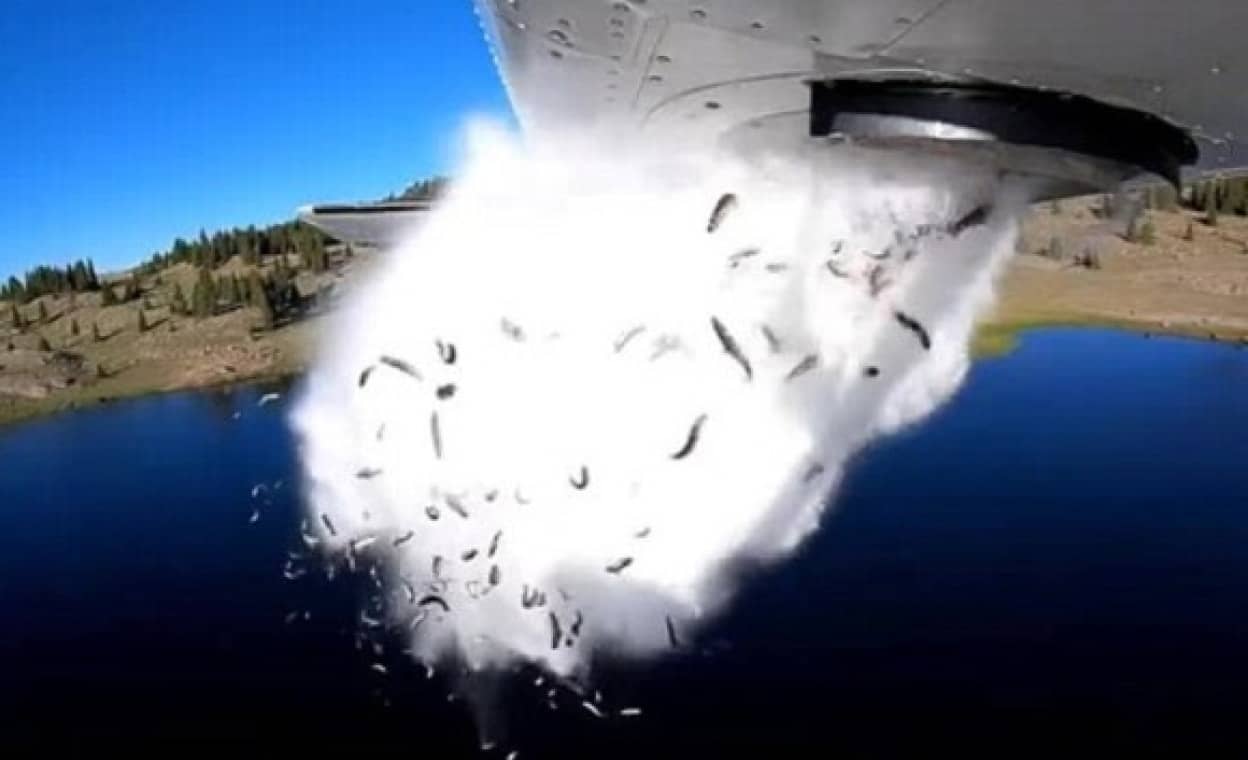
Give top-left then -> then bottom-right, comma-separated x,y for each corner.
138,309 -> 149,333
249,271 -> 274,331
1184,220 -> 1195,241
92,322 -> 102,342
171,282 -> 188,316
1138,217 -> 1156,246
37,335 -> 51,351
36,300 -> 48,323
122,276 -> 140,302
70,318 -> 80,337
191,267 -> 216,318
100,284 -> 117,307
8,303 -> 22,331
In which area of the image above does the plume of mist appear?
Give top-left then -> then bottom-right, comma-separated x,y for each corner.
291,121 -> 1025,687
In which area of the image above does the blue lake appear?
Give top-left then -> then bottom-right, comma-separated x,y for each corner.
2,329 -> 1246,754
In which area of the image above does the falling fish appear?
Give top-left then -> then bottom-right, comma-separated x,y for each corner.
613,325 -> 646,353
488,530 -> 502,558
582,701 -> 605,719
355,468 -> 383,480
461,548 -> 479,562
706,192 -> 738,234
351,536 -> 377,552
867,264 -> 891,298
760,325 -> 782,354
370,663 -> 388,675
257,393 -> 281,407
489,564 -> 501,586
620,707 -> 643,717
635,527 -> 652,539
569,466 -> 590,490
711,317 -> 753,381
425,505 -> 441,521
606,557 -> 634,574
320,513 -> 337,537
893,309 -> 932,350
399,577 -> 417,604
393,530 -> 414,547
430,411 -> 443,459
444,494 -> 469,519
571,610 -> 584,637
432,556 -> 444,578
670,414 -> 708,460
728,248 -> 760,268
864,365 -> 881,379
379,355 -> 422,380
947,204 -> 992,236
358,365 -> 375,388
248,509 -> 260,524
418,594 -> 451,612
500,318 -> 525,342
250,484 -> 267,499
549,612 -> 562,650
665,616 -> 681,648
825,260 -> 850,279
785,354 -> 819,382
803,462 -> 826,483
436,384 -> 456,400
764,262 -> 790,274
436,339 -> 457,365
506,752 -> 519,760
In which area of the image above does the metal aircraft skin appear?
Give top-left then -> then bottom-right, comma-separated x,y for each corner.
304,0 -> 1248,244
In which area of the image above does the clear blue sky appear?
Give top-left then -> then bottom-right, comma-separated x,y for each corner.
0,1 -> 513,277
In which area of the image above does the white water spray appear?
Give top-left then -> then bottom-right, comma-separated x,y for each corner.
292,122 -> 1025,686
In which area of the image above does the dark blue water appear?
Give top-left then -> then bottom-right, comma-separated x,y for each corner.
2,330 -> 1246,755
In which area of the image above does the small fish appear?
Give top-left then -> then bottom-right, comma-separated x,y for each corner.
488,531 -> 502,558
825,260 -> 850,279
425,505 -> 441,521
706,193 -> 738,234
803,462 -> 826,483
830,240 -> 845,256
436,384 -> 456,400
635,527 -> 651,539
393,530 -> 414,547
549,612 -> 562,650
375,424 -> 386,442
506,752 -> 519,760
893,309 -> 932,350
867,264 -> 891,298
430,411 -> 443,459
948,204 -> 992,236
665,616 -> 681,648
489,564 -> 501,586
569,466 -> 590,490
461,548 -> 479,562
283,611 -> 300,625
760,325 -> 782,354
671,414 -> 708,460
250,484 -> 267,499
619,707 -> 643,718
418,594 -> 450,612
582,701 -> 605,719
258,393 -> 281,407
785,354 -> 819,382
764,262 -> 790,274
570,610 -> 584,636
320,513 -> 337,537
649,334 -> 682,361
379,355 -> 422,380
351,536 -> 377,552
445,494 -> 469,519
485,490 -> 499,502
358,365 -> 375,388
400,577 -> 416,604
248,509 -> 260,524
613,325 -> 646,353
409,610 -> 428,630
710,317 -> 752,381
432,556 -> 444,578
864,365 -> 881,379
355,467 -> 382,480
500,318 -> 525,342
515,489 -> 531,505
370,663 -> 388,675
728,248 -> 760,268
606,557 -> 634,574
436,339 -> 457,365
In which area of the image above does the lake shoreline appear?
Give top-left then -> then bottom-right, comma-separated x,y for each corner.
4,317 -> 1242,432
